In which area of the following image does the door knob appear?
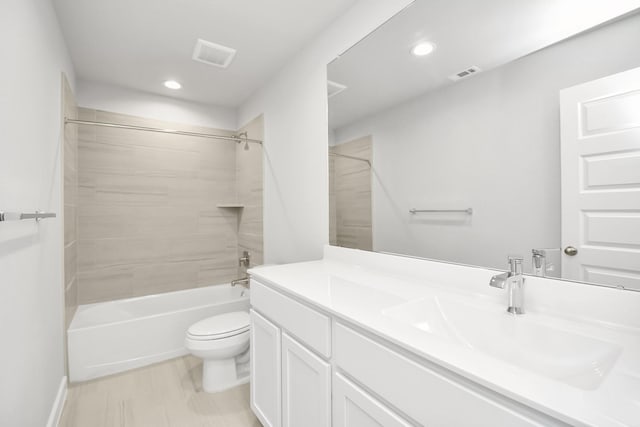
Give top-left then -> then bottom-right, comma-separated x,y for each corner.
564,246 -> 578,256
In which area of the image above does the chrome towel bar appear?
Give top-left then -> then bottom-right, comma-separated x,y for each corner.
0,211 -> 57,222
409,208 -> 473,215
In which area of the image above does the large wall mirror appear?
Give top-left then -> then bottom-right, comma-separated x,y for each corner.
328,0 -> 640,290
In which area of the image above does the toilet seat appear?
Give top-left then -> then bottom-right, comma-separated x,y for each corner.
187,311 -> 250,341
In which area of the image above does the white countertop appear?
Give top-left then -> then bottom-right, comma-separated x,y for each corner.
249,246 -> 640,427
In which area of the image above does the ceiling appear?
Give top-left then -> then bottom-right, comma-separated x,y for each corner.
328,0 -> 640,129
53,0 -> 358,107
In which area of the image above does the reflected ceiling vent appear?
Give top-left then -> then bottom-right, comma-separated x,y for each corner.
327,80 -> 348,98
192,39 -> 237,68
449,66 -> 482,82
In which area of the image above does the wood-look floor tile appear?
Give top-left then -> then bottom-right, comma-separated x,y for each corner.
59,356 -> 261,427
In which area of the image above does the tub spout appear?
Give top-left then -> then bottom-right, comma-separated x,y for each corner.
231,277 -> 249,288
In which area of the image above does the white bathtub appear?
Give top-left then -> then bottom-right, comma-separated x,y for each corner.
68,284 -> 249,382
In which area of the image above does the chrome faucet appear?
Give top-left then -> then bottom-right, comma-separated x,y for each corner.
234,252 -> 251,296
489,256 -> 525,315
231,277 -> 249,288
231,276 -> 250,297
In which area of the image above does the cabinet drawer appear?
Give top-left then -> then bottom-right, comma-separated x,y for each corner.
333,373 -> 413,427
251,279 -> 331,358
334,323 -> 558,427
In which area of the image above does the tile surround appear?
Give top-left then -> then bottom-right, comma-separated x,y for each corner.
236,115 -> 264,273
63,75 -> 79,329
75,109 -> 264,303
329,135 -> 373,251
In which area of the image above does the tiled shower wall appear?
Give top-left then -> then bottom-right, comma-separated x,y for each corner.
76,109 -> 263,304
329,135 -> 373,251
236,115 -> 264,270
63,75 -> 78,328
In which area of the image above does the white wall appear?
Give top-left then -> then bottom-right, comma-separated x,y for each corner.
238,0 -> 414,264
334,13 -> 640,272
0,1 -> 76,426
77,80 -> 237,130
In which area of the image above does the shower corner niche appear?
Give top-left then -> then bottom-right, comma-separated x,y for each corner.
217,204 -> 245,209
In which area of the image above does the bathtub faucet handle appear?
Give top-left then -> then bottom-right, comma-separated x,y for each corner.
239,251 -> 250,268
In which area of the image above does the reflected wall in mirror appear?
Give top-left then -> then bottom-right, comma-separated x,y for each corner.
328,0 -> 640,290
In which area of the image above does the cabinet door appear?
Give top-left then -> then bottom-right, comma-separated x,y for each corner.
251,309 -> 281,427
333,373 -> 413,427
282,332 -> 331,427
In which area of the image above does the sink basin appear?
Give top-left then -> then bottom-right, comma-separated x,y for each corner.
383,297 -> 621,390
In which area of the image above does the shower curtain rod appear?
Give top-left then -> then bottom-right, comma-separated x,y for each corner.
329,152 -> 371,166
64,118 -> 263,144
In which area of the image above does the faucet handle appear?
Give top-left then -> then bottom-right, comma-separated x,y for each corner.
489,273 -> 508,289
507,255 -> 523,274
239,251 -> 251,267
532,249 -> 546,257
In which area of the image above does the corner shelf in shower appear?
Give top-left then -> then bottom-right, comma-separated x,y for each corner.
217,204 -> 245,209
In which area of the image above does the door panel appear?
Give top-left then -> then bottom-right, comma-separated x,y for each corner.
581,89 -> 640,135
281,332 -> 330,427
333,373 -> 412,427
560,66 -> 640,290
251,309 -> 282,427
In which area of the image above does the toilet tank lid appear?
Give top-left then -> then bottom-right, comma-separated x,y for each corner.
188,311 -> 250,337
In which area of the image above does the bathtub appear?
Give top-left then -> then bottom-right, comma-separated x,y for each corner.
67,284 -> 249,382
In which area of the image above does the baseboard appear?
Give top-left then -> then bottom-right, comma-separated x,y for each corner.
46,376 -> 67,427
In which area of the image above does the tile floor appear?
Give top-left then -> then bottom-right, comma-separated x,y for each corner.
59,356 -> 262,427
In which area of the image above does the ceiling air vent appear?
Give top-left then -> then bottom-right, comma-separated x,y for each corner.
192,39 -> 237,68
327,80 -> 347,98
448,66 -> 482,82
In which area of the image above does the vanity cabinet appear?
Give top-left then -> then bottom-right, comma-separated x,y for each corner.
334,323 -> 553,427
250,278 -> 565,427
251,280 -> 332,427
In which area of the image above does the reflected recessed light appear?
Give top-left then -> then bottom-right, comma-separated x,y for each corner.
164,80 -> 182,90
412,42 -> 436,57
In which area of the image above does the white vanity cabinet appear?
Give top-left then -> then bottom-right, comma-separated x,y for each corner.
333,323 -> 559,427
250,277 -> 567,427
251,280 -> 332,427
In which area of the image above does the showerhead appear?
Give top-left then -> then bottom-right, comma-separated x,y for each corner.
237,131 -> 249,151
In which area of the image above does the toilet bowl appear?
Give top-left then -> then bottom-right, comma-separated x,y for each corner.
185,311 -> 250,393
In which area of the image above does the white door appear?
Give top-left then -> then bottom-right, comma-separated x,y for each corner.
560,66 -> 640,290
251,309 -> 282,427
281,332 -> 331,427
333,373 -> 412,427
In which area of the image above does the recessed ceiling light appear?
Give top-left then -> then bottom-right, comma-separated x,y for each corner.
412,42 -> 436,57
164,80 -> 182,90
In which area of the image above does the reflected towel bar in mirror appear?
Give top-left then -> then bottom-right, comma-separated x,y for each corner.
409,208 -> 473,215
0,211 -> 57,222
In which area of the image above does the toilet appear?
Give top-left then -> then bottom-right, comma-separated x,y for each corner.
185,311 -> 250,393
